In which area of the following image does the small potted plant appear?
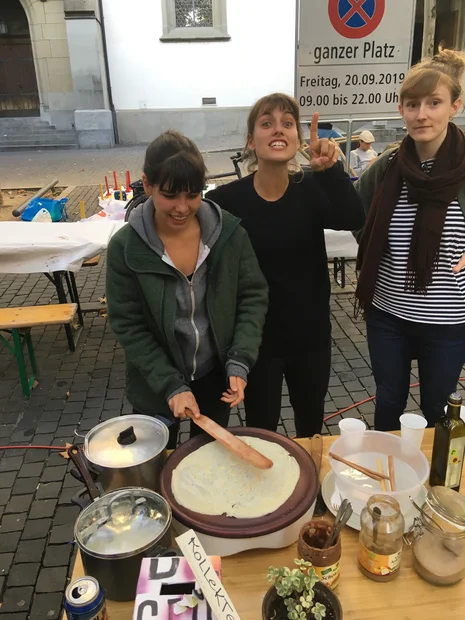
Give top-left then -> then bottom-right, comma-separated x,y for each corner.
262,559 -> 342,620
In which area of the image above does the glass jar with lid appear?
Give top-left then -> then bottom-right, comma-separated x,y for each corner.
406,486 -> 465,586
358,494 -> 405,582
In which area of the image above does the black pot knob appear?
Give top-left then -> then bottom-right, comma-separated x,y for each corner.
117,426 -> 137,445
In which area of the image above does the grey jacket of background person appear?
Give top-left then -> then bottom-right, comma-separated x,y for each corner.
353,147 -> 465,244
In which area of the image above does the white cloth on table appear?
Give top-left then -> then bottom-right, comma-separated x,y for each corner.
0,221 -> 126,274
324,229 -> 358,259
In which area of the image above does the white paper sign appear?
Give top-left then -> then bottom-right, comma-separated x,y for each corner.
297,0 -> 416,117
175,530 -> 240,620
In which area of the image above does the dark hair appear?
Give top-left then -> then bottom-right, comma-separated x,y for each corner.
143,130 -> 206,194
400,46 -> 465,103
242,93 -> 306,172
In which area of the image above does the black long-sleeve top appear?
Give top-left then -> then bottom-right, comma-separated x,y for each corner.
206,163 -> 365,354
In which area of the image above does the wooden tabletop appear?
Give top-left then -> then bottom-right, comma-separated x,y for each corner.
70,429 -> 465,619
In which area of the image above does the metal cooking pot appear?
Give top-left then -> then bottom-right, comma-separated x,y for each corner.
81,415 -> 169,493
69,446 -> 175,602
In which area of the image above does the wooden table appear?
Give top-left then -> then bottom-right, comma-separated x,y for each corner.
70,429 -> 465,619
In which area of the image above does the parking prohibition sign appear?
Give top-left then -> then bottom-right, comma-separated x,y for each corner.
328,0 -> 385,39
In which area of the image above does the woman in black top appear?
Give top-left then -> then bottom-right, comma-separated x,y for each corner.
206,93 -> 364,437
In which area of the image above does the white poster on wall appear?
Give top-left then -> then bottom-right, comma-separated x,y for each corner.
297,0 -> 416,118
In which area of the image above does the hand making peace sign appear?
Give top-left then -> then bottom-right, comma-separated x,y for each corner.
308,112 -> 339,172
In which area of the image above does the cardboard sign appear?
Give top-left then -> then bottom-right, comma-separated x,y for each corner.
176,531 -> 240,620
133,556 -> 222,620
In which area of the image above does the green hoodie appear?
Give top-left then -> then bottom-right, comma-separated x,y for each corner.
106,208 -> 268,417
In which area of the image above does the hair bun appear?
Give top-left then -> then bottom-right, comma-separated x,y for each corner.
432,45 -> 465,79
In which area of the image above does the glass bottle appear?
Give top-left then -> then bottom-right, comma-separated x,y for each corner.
358,494 -> 405,582
406,486 -> 465,586
430,392 -> 465,492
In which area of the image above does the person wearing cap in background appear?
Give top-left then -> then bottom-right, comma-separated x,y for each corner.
350,130 -> 378,177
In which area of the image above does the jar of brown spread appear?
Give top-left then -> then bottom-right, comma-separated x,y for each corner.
358,494 -> 405,582
407,486 -> 465,586
297,520 -> 341,589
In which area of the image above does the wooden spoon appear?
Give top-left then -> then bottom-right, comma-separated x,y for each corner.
184,408 -> 273,470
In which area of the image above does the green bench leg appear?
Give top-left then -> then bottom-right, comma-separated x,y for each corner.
10,329 -> 38,399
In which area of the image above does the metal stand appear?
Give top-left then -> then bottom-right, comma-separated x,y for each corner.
44,271 -> 84,352
333,257 -> 346,288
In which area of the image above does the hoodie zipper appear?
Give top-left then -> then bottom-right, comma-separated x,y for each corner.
186,273 -> 200,381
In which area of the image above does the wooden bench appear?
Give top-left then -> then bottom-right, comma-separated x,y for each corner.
0,304 -> 78,398
82,254 -> 101,267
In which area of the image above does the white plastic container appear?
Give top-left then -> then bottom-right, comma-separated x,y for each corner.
329,431 -> 429,514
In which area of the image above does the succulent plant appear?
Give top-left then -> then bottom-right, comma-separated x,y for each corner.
267,559 -> 326,620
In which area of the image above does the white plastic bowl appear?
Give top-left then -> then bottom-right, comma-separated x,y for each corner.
329,430 -> 430,514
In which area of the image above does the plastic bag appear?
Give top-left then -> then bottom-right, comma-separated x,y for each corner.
31,208 -> 53,223
22,197 -> 68,222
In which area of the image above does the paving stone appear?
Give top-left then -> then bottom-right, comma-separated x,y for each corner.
0,472 -> 17,489
15,539 -> 46,563
40,467 -> 67,483
17,463 -> 44,479
11,476 -> 40,496
40,411 -> 62,422
333,396 -> 354,409
29,499 -> 57,520
0,586 -> 33,613
49,523 -> 74,545
23,450 -> 48,464
30,592 -> 63,619
0,514 -> 27,533
62,473 -> 82,488
0,532 -> 21,553
81,407 -> 101,419
5,496 -> 33,515
0,457 -> 24,472
0,552 -> 14,576
7,563 -> 40,587
0,489 -> 11,506
35,566 -> 67,593
63,400 -> 85,415
36,422 -> 59,434
22,518 -> 52,541
35,482 -> 63,500
54,426 -> 77,439
43,544 -> 72,568
57,487 -> 77,506
53,505 -> 80,526
31,434 -> 54,446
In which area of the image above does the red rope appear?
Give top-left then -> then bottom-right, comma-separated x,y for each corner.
323,377 -> 465,423
1,376 -> 464,449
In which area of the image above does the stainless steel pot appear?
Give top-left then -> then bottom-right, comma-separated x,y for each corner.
81,415 -> 169,493
69,446 -> 175,602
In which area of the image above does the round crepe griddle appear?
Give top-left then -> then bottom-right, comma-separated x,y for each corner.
159,427 -> 319,539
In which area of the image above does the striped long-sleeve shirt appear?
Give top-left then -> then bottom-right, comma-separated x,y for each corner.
373,158 -> 465,324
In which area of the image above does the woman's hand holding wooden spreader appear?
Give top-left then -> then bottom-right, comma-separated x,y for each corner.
184,407 -> 274,470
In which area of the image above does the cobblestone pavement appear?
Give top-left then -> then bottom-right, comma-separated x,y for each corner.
0,185 -> 464,618
0,142 -> 244,189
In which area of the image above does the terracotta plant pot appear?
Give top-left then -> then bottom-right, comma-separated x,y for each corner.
262,582 -> 343,620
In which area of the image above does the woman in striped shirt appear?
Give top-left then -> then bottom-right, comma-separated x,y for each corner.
355,48 -> 465,431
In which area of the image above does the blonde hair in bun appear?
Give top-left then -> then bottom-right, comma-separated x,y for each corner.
400,45 -> 465,103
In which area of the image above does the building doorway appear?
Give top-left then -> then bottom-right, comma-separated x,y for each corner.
0,0 -> 39,117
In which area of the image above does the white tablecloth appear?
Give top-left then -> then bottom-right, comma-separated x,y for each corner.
0,221 -> 126,274
324,229 -> 358,259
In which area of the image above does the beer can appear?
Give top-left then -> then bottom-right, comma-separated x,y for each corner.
64,576 -> 107,620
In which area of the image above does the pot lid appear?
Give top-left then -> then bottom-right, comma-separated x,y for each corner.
75,487 -> 171,558
85,415 -> 168,468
